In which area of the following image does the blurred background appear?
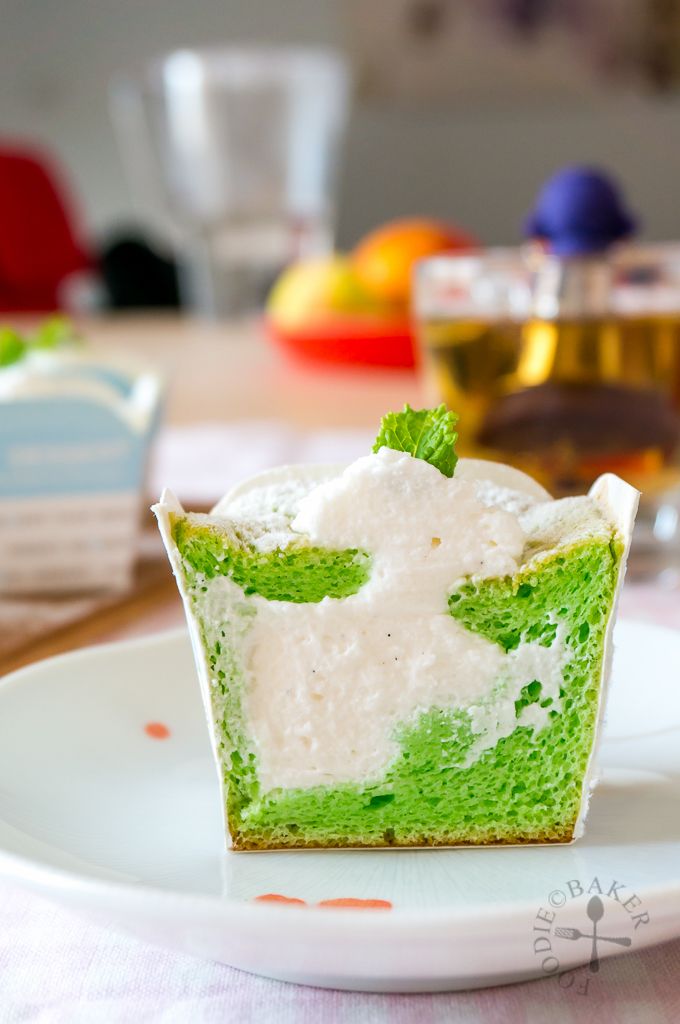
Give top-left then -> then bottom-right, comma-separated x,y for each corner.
6,0 -> 680,254
2,0 -> 680,668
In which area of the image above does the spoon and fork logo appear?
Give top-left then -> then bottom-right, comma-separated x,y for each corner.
554,895 -> 632,973
532,877 -> 650,991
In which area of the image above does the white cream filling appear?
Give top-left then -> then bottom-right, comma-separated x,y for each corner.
241,598 -> 568,791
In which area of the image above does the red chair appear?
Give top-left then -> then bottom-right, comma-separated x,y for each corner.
0,143 -> 92,312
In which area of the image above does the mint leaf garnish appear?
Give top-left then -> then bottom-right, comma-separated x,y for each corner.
0,316 -> 80,371
372,404 -> 459,477
31,316 -> 79,350
0,328 -> 26,368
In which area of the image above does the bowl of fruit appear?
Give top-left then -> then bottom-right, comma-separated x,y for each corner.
265,218 -> 476,368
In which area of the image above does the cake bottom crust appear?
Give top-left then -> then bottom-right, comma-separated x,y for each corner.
229,825 -> 577,851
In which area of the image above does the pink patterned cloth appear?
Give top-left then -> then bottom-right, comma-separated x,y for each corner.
1,586 -> 678,1022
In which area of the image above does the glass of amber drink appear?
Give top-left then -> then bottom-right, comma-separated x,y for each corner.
414,245 -> 680,579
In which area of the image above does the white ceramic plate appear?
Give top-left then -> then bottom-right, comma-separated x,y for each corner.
0,621 -> 679,992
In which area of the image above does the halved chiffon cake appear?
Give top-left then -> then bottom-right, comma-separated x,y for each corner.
154,408 -> 637,850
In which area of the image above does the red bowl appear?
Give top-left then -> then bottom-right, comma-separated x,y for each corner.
264,315 -> 416,369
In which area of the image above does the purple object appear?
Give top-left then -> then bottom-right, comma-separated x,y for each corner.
524,166 -> 637,255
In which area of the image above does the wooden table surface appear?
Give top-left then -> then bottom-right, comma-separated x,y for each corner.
86,313 -> 424,429
1,314 -> 423,674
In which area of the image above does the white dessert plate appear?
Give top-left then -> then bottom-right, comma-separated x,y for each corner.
0,621 -> 679,992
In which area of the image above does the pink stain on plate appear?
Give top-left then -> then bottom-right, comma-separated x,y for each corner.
254,893 -> 307,906
144,722 -> 171,740
253,894 -> 392,910
318,898 -> 392,910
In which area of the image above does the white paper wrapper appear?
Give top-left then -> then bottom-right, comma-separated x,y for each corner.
573,473 -> 640,838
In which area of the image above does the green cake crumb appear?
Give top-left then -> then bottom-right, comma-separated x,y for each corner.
177,526 -> 620,848
172,514 -> 371,603
188,536 -> 618,847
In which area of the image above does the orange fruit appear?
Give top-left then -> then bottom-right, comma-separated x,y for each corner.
352,218 -> 476,307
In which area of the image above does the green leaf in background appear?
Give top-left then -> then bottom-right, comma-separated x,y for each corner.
0,316 -> 80,371
31,315 -> 79,350
0,328 -> 26,368
372,403 -> 459,477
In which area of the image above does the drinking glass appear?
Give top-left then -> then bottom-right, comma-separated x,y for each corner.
414,244 -> 680,579
110,47 -> 350,317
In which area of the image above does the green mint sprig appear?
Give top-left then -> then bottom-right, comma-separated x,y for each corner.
0,316 -> 80,369
0,328 -> 26,368
372,403 -> 459,477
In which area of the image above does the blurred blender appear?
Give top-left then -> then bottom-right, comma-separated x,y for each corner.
110,47 -> 349,318
415,167 -> 680,579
